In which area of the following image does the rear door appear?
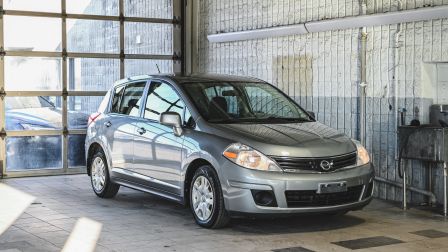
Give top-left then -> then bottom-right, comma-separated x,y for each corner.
104,81 -> 147,172
132,80 -> 186,195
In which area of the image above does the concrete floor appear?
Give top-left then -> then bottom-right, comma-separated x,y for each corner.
1,175 -> 448,252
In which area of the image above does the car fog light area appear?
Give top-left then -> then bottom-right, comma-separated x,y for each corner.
223,143 -> 282,172
251,190 -> 277,207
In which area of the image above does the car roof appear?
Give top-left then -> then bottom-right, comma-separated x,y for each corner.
113,73 -> 265,87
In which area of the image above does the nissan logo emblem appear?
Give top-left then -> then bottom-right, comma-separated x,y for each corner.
320,160 -> 333,171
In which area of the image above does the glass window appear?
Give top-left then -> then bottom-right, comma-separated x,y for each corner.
125,59 -> 173,77
4,0 -> 61,13
5,57 -> 62,91
6,136 -> 62,170
117,82 -> 146,116
67,19 -> 119,53
68,135 -> 87,167
183,82 -> 311,123
4,16 -> 62,52
68,58 -> 120,91
5,96 -> 62,131
124,0 -> 172,19
124,22 -> 173,55
111,85 -> 125,114
68,96 -> 104,129
66,0 -> 119,16
144,81 -> 184,121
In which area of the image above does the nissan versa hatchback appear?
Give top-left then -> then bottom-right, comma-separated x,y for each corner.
85,74 -> 374,228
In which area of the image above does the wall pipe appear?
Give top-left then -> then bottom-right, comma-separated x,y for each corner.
207,5 -> 448,43
359,0 -> 368,146
374,176 -> 437,204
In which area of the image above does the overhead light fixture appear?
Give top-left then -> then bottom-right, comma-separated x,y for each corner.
208,5 -> 448,43
208,24 -> 307,43
306,5 -> 448,33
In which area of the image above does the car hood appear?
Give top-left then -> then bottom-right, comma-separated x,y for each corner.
6,108 -> 88,130
207,121 -> 356,157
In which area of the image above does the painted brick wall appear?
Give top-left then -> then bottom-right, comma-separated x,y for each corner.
198,0 -> 448,203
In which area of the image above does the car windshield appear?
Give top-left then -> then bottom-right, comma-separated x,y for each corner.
182,81 -> 313,124
5,96 -> 55,110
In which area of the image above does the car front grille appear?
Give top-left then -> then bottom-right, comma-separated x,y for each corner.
285,185 -> 364,208
270,152 -> 357,173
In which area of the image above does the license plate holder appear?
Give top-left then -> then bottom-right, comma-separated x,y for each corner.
317,182 -> 347,194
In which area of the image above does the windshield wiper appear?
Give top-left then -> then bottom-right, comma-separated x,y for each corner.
263,116 -> 313,122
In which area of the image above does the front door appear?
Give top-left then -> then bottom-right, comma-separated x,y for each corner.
133,80 -> 185,195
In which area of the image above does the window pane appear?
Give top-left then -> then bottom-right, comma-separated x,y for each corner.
68,96 -> 104,129
68,58 -> 120,91
68,135 -> 86,167
67,0 -> 119,15
4,16 -> 62,52
6,136 -> 62,170
125,59 -> 173,77
6,96 -> 62,130
124,22 -> 173,55
5,57 -> 62,91
4,0 -> 61,13
119,83 -> 146,116
67,19 -> 119,53
124,0 -> 172,19
111,85 -> 125,113
144,82 -> 184,121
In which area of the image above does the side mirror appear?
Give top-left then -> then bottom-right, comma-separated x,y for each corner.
160,112 -> 183,136
307,111 -> 316,119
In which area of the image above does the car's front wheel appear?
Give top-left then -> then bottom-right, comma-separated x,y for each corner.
190,165 -> 230,228
90,150 -> 120,198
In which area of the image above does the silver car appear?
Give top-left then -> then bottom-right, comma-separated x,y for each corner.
85,74 -> 374,228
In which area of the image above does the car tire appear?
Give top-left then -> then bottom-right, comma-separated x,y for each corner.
90,150 -> 120,198
190,165 -> 230,229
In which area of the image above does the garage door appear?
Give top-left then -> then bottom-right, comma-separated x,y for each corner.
0,0 -> 183,177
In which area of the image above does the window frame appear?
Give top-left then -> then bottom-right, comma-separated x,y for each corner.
0,0 -> 183,178
142,79 -> 190,125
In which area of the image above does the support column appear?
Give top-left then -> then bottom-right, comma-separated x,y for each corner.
61,0 -> 68,172
0,0 -> 6,177
172,0 -> 182,74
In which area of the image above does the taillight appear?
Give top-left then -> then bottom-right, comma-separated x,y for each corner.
88,112 -> 101,126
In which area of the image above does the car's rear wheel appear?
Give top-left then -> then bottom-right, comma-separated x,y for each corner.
190,165 -> 230,228
90,150 -> 119,198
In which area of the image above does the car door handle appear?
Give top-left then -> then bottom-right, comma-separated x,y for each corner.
105,121 -> 112,127
137,127 -> 146,135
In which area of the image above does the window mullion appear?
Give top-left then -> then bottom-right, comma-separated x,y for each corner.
119,0 -> 124,79
0,0 -> 5,177
61,0 -> 68,172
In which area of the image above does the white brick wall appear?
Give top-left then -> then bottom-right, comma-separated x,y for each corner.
198,0 -> 448,203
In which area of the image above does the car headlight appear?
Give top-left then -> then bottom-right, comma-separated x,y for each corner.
223,143 -> 282,172
353,140 -> 370,166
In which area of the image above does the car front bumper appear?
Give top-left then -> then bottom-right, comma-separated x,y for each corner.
221,160 -> 374,215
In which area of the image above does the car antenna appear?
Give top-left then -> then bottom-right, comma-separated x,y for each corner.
156,64 -> 161,74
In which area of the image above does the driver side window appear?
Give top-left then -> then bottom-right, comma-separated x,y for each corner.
144,81 -> 185,122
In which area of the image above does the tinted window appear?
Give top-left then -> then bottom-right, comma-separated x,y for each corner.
110,85 -> 125,113
144,81 -> 185,121
118,82 -> 146,116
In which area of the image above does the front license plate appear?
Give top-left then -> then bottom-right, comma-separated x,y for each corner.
317,182 -> 347,194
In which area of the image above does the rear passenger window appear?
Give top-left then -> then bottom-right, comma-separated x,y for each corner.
110,85 -> 125,114
118,82 -> 146,116
144,81 -> 185,121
